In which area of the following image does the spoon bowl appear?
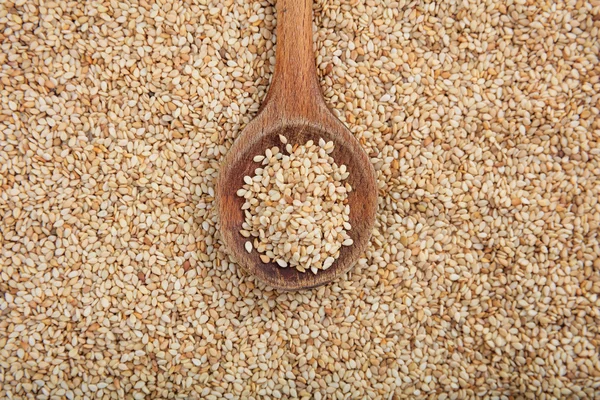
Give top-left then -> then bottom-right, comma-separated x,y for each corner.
218,115 -> 377,290
216,0 -> 378,290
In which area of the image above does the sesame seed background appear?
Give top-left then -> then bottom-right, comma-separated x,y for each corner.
1,0 -> 599,399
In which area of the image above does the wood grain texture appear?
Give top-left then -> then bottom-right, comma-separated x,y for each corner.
216,0 -> 378,291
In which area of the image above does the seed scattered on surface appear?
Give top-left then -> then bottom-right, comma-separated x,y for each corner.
245,241 -> 253,253
0,0 -> 598,399
238,136 -> 352,273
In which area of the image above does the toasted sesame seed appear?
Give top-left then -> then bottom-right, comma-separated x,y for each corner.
237,136 -> 352,273
1,0 -> 598,398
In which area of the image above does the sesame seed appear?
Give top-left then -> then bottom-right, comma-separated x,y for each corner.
237,136 -> 352,273
1,0 -> 598,398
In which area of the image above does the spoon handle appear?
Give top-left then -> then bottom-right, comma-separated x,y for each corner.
264,0 -> 323,118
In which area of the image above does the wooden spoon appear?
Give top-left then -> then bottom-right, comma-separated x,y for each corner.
216,0 -> 378,290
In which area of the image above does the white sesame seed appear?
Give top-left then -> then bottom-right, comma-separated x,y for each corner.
238,136 -> 352,273
276,259 -> 288,268
2,0 -> 597,398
